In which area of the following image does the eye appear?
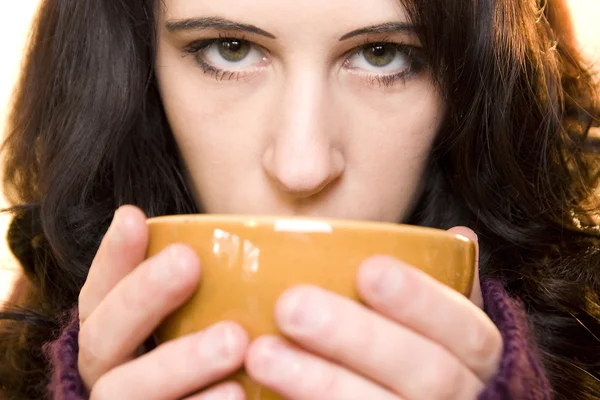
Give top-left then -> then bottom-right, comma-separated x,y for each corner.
347,43 -> 412,74
199,38 -> 266,69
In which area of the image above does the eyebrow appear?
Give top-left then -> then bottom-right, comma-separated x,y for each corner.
338,22 -> 416,41
165,17 -> 415,42
166,16 -> 277,39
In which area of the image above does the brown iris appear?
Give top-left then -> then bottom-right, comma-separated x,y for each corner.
217,39 -> 251,62
363,43 -> 397,67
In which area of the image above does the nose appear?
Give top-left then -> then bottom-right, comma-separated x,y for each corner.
262,71 -> 345,199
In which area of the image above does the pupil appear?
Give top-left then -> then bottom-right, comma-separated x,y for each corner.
224,40 -> 241,52
372,45 -> 387,57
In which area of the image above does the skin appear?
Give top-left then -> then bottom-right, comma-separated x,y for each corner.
77,0 -> 503,398
154,0 -> 444,221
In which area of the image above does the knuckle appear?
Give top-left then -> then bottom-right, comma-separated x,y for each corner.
89,374 -> 114,400
421,351 -> 463,399
78,322 -> 111,376
222,382 -> 246,400
77,285 -> 91,320
348,315 -> 377,359
122,271 -> 154,308
406,274 -> 433,314
489,326 -> 503,358
121,264 -> 168,310
468,322 -> 503,378
307,363 -> 342,399
386,270 -> 421,318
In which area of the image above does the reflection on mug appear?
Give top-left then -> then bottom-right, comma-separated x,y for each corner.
212,228 -> 260,279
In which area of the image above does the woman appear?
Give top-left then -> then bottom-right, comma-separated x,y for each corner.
1,0 -> 598,398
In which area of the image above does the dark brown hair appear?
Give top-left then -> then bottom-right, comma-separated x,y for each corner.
1,0 -> 599,398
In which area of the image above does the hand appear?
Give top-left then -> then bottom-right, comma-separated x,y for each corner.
78,205 -> 249,400
246,227 -> 502,400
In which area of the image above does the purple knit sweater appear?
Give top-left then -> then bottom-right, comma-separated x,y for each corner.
44,279 -> 552,399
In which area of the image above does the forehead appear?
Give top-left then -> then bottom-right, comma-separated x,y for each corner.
159,0 -> 408,32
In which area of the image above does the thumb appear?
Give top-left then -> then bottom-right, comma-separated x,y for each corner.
447,226 -> 484,309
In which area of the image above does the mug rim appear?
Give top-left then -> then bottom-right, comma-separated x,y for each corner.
146,214 -> 472,243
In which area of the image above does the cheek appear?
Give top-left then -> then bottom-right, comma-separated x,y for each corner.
343,82 -> 444,193
157,65 -> 264,151
156,50 -> 271,199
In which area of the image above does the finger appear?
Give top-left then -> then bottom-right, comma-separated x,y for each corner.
447,226 -> 483,308
275,286 -> 484,399
79,244 -> 201,387
79,205 -> 149,322
246,336 -> 400,400
357,256 -> 502,382
90,322 -> 248,400
182,382 -> 245,400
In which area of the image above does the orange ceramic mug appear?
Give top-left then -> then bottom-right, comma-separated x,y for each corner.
149,215 -> 475,400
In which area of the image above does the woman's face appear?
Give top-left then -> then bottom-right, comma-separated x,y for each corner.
155,0 -> 445,222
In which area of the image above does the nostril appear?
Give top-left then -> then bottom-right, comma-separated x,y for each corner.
272,164 -> 333,196
272,173 -> 337,199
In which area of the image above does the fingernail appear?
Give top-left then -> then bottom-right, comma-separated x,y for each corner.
279,288 -> 331,334
201,323 -> 236,367
150,245 -> 191,282
201,384 -> 240,400
109,209 -> 124,243
254,339 -> 300,382
367,260 -> 404,301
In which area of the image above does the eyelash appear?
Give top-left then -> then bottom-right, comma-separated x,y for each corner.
182,35 -> 428,87
183,34 -> 256,81
351,37 -> 427,88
